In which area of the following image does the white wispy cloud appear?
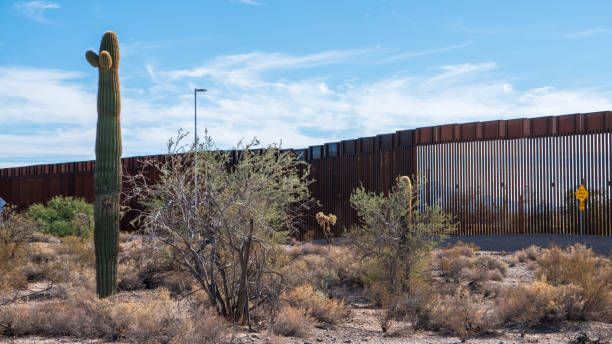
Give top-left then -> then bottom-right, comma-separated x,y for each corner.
563,28 -> 612,39
12,1 -> 59,23
230,0 -> 262,5
165,49 -> 373,80
2,50 -> 612,168
382,41 -> 474,62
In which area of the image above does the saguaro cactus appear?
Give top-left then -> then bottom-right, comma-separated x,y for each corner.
86,31 -> 121,298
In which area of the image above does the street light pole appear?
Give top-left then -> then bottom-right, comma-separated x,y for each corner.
194,88 -> 207,209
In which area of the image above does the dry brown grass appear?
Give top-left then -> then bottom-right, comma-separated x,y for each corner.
1,288 -> 229,343
283,284 -> 350,324
270,305 -> 311,337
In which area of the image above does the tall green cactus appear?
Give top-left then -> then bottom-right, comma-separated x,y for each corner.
86,31 -> 121,298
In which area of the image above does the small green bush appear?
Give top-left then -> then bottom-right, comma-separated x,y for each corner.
27,196 -> 93,237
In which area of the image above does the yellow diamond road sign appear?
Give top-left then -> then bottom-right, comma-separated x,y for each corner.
575,185 -> 589,202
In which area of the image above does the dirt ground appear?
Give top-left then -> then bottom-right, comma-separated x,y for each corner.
3,249 -> 611,344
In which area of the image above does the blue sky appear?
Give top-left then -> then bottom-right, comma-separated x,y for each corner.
2,1 -> 612,167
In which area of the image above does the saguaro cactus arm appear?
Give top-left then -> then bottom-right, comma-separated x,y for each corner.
85,50 -> 99,67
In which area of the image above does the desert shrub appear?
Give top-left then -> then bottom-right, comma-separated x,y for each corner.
283,284 -> 350,324
394,281 -> 440,331
347,175 -> 455,296
437,241 -> 478,284
439,255 -> 473,284
437,246 -> 506,290
457,255 -> 507,292
271,305 -> 311,337
444,241 -> 478,257
516,245 -> 541,263
432,286 -> 488,342
27,196 -> 93,237
496,280 -> 567,336
474,255 -> 507,277
281,243 -> 362,293
1,288 -> 226,342
117,239 -> 183,292
524,245 -> 541,260
506,254 -> 520,267
535,244 -> 612,319
374,307 -> 394,334
0,207 -> 37,292
182,306 -> 230,343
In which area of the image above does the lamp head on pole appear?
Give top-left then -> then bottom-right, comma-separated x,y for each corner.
195,88 -> 207,93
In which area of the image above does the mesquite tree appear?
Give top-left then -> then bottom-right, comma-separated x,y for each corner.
85,31 -> 122,298
127,132 -> 312,324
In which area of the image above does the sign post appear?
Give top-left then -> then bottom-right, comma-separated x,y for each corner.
575,185 -> 588,235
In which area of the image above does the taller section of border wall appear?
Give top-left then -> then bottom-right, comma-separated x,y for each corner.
1,111 -> 611,236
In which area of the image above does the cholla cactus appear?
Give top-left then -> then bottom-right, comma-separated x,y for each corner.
315,211 -> 337,244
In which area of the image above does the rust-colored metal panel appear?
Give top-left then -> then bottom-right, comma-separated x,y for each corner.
453,124 -> 461,141
461,122 -> 477,141
558,114 -> 577,135
418,127 -> 433,145
377,133 -> 394,151
605,112 -> 612,131
342,139 -> 356,156
360,137 -> 375,153
440,124 -> 454,142
585,112 -> 605,133
396,130 -> 413,147
483,120 -> 499,139
507,118 -> 525,138
432,126 -> 441,144
532,116 -> 551,137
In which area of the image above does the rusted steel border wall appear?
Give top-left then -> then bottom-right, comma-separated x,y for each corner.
412,111 -> 612,236
1,111 -> 611,236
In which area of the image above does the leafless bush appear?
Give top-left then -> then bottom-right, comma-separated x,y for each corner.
125,131 -> 314,325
